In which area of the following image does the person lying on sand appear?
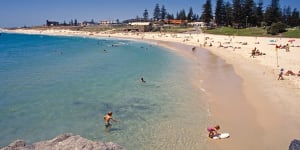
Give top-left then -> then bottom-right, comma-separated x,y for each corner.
285,70 -> 296,76
207,125 -> 220,138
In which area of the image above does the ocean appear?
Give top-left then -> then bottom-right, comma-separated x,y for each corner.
0,33 -> 209,149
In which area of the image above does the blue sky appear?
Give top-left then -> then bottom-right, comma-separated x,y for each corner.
0,0 -> 299,28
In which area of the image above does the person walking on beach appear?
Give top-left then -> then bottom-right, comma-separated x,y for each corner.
207,125 -> 220,138
278,68 -> 284,80
104,111 -> 118,128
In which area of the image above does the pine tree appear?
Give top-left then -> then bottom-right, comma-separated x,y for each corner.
187,7 -> 194,21
166,13 -> 174,20
224,1 -> 233,26
143,9 -> 149,21
153,4 -> 161,21
201,0 -> 213,25
254,0 -> 264,26
243,0 -> 256,27
215,0 -> 226,26
282,6 -> 291,25
178,9 -> 187,20
289,8 -> 300,27
161,5 -> 167,20
74,19 -> 78,26
232,0 -> 243,28
264,0 -> 281,25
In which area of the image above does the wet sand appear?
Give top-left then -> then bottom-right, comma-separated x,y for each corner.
154,40 -> 300,150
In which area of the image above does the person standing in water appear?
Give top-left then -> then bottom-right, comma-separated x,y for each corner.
141,77 -> 146,83
104,111 -> 118,128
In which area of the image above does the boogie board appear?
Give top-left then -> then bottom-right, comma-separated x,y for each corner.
212,133 -> 230,139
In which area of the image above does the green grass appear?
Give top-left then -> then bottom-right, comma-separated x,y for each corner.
204,27 -> 300,38
203,27 -> 268,36
163,26 -> 196,33
281,29 -> 300,38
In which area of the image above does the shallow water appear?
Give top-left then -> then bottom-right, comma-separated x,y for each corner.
0,33 -> 209,149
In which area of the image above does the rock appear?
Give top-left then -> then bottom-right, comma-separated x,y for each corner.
1,133 -> 125,150
289,139 -> 300,150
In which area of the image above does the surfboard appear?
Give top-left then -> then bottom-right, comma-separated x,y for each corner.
212,133 -> 230,139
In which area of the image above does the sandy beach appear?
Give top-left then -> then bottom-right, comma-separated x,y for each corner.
6,28 -> 300,149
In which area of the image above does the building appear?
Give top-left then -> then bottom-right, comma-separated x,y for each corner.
99,20 -> 114,25
81,21 -> 98,26
46,20 -> 59,26
164,19 -> 188,25
125,22 -> 152,32
188,22 -> 206,27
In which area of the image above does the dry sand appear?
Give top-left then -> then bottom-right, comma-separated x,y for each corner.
7,28 -> 300,150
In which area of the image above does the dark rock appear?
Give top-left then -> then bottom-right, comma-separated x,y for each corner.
289,139 -> 300,150
1,133 -> 125,150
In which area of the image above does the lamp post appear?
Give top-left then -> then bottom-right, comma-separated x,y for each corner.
246,16 -> 248,28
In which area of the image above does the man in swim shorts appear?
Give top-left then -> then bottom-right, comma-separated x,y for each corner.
104,111 -> 118,128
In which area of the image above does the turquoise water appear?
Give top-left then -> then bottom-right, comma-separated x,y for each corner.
0,33 -> 209,149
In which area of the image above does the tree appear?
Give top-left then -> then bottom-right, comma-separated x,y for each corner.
153,3 -> 161,21
201,0 -> 213,25
232,0 -> 243,28
192,14 -> 199,21
187,7 -> 194,21
254,0 -> 264,27
289,8 -> 300,27
161,5 -> 167,20
243,0 -> 256,27
282,6 -> 292,25
143,9 -> 149,21
178,9 -> 187,20
215,0 -> 226,26
224,1 -> 233,26
166,13 -> 174,20
264,0 -> 281,26
74,19 -> 78,26
69,19 -> 74,26
267,22 -> 287,35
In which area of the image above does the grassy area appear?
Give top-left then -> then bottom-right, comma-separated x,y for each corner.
281,29 -> 300,38
203,27 -> 268,36
204,27 -> 300,38
162,26 -> 196,33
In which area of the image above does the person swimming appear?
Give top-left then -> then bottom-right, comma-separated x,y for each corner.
141,77 -> 146,83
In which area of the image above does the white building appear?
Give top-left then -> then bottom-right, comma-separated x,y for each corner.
188,22 -> 206,27
128,22 -> 151,26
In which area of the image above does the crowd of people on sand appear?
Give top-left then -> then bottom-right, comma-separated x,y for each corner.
278,68 -> 300,80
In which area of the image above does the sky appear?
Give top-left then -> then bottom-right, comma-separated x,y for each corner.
0,0 -> 299,28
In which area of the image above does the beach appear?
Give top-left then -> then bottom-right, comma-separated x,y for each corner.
6,28 -> 300,149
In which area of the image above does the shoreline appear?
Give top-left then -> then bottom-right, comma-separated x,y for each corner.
6,29 -> 300,149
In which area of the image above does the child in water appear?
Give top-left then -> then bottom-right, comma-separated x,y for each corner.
207,125 -> 220,138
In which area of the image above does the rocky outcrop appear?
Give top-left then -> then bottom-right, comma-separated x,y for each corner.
289,139 -> 300,150
1,133 -> 125,150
